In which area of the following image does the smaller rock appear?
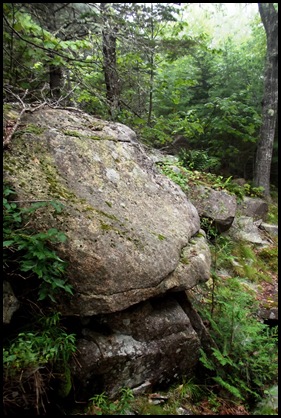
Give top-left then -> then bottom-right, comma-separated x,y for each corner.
258,307 -> 278,321
237,196 -> 268,220
148,393 -> 169,404
131,381 -> 152,395
176,406 -> 194,415
187,185 -> 237,232
226,216 -> 271,246
3,281 -> 20,324
260,222 -> 278,237
232,178 -> 247,187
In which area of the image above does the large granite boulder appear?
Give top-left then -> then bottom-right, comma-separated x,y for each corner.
4,107 -> 213,396
4,107 -> 211,317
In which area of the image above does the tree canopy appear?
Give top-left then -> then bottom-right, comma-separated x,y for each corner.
3,2 -> 278,193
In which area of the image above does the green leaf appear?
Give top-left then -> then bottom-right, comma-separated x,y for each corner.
213,376 -> 244,400
3,240 -> 14,247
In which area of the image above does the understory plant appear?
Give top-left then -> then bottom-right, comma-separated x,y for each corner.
156,158 -> 266,202
194,254 -> 278,408
188,205 -> 278,410
3,183 -> 73,302
157,163 -> 278,412
3,312 -> 76,414
89,388 -> 135,415
3,183 -> 77,414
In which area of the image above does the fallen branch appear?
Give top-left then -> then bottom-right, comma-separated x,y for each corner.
8,199 -> 66,203
3,107 -> 27,149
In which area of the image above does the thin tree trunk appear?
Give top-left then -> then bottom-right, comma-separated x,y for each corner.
100,3 -> 121,120
49,63 -> 63,99
147,4 -> 154,127
253,3 -> 278,198
147,56 -> 154,127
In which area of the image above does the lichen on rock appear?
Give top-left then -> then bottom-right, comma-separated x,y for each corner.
4,108 -> 211,316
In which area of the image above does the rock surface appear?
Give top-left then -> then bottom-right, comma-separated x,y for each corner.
3,108 -> 212,316
3,106 -> 277,407
226,216 -> 272,246
237,196 -> 268,220
187,184 -> 237,232
3,281 -> 20,324
72,294 -> 201,397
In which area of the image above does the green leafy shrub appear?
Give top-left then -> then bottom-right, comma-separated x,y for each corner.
3,183 -> 73,302
3,312 -> 76,414
256,246 -> 278,274
89,388 -> 134,415
3,183 -> 77,414
138,111 -> 204,148
156,161 -> 189,191
242,183 -> 265,198
197,276 -> 278,406
210,235 -> 237,270
266,203 -> 278,225
178,148 -> 221,172
200,217 -> 218,241
3,313 -> 76,372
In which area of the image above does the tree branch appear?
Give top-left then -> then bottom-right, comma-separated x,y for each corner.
3,13 -> 99,65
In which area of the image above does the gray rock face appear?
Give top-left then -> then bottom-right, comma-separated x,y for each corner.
237,196 -> 268,220
260,222 -> 278,237
226,216 -> 272,246
3,108 -> 213,396
187,184 -> 237,232
4,108 -> 211,317
3,281 -> 20,324
71,294 -> 201,397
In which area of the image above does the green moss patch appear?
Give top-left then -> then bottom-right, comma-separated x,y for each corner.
63,130 -> 81,138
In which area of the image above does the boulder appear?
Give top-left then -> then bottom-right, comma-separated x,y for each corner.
3,281 -> 20,324
71,294 -> 201,397
187,184 -> 237,232
260,222 -> 278,237
226,216 -> 272,246
237,196 -> 268,220
258,307 -> 278,322
3,108 -> 211,317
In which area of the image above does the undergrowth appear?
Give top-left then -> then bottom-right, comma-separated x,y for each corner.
197,276 -> 278,406
156,158 -> 265,200
3,312 -> 77,415
189,218 -> 278,413
3,183 -> 77,415
3,183 -> 73,302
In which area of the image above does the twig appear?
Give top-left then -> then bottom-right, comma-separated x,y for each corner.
3,107 -> 27,149
28,102 -> 48,113
8,199 -> 66,203
3,87 -> 30,148
48,105 -> 84,112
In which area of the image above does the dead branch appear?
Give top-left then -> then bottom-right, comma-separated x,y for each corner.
3,107 -> 27,149
7,199 -> 63,203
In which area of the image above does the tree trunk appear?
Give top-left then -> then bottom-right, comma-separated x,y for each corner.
49,63 -> 63,99
253,3 -> 278,198
147,4 -> 154,127
100,3 -> 121,120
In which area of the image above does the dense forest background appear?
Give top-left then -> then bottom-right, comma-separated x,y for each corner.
3,3 -> 278,416
3,3 -> 278,193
